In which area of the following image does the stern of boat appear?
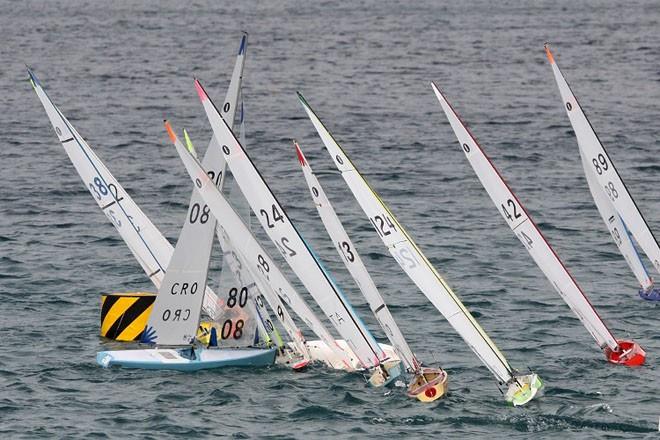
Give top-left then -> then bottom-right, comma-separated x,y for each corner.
505,373 -> 543,406
368,360 -> 403,388
605,340 -> 645,366
275,347 -> 311,371
638,287 -> 660,301
406,367 -> 448,402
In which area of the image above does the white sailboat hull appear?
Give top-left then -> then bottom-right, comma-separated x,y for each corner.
96,347 -> 277,371
303,340 -> 398,371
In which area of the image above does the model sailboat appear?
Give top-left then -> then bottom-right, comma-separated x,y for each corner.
431,81 -> 645,367
28,34 -> 253,326
96,137 -> 277,369
297,93 -> 541,405
545,44 -> 660,301
28,68 -> 277,369
293,141 -> 446,401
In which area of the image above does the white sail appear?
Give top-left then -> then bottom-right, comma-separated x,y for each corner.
142,31 -> 249,346
209,40 -> 267,347
213,33 -> 249,238
214,232 -> 280,349
27,34 -> 250,321
580,152 -> 652,289
28,71 -> 224,318
294,141 -> 420,372
545,45 -> 660,285
144,141 -> 214,345
166,122 -> 350,366
193,81 -> 386,370
226,235 -> 313,358
432,82 -> 619,351
297,92 -> 516,384
197,32 -> 249,319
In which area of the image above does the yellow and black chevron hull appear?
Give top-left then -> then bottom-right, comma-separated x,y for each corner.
100,292 -> 156,341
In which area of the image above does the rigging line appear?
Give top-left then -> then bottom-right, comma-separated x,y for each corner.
198,80 -> 383,363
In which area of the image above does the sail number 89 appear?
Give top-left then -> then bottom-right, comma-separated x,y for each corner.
592,153 -> 608,175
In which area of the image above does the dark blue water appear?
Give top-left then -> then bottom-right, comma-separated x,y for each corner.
2,0 -> 660,438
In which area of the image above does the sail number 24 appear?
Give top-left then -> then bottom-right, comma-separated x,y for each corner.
370,214 -> 397,237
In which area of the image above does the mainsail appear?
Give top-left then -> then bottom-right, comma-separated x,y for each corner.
432,81 -> 644,365
297,92 -> 519,385
143,141 -> 214,345
545,45 -> 659,293
294,141 -> 420,373
192,79 -> 387,369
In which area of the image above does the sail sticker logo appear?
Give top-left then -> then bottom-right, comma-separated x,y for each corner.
140,325 -> 157,344
566,102 -> 573,111
336,154 -> 344,165
462,143 -> 470,153
222,145 -> 230,155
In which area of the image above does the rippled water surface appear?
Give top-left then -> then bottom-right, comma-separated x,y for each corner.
2,0 -> 660,438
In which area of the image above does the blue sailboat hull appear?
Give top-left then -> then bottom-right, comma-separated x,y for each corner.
96,347 -> 277,371
638,287 -> 660,301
